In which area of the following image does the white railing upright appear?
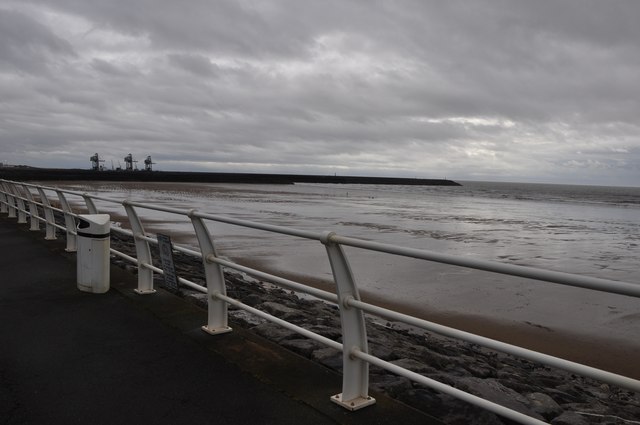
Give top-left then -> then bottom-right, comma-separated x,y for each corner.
190,212 -> 232,335
122,200 -> 156,295
55,190 -> 77,252
21,184 -> 41,231
36,187 -> 57,240
321,231 -> 375,410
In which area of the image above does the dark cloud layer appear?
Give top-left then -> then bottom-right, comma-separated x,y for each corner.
1,1 -> 638,185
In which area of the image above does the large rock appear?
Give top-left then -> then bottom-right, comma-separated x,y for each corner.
311,347 -> 342,371
260,301 -> 305,321
305,324 -> 342,341
229,309 -> 266,326
368,342 -> 399,361
456,377 -> 545,421
280,339 -> 326,357
551,412 -> 589,425
252,322 -> 298,342
398,389 -> 505,425
370,374 -> 413,398
526,392 -> 563,420
390,358 -> 437,375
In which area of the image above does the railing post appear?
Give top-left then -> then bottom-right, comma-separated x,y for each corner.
0,182 -> 7,214
82,194 -> 99,214
3,182 -> 18,218
22,184 -> 41,231
37,188 -> 57,240
0,194 -> 6,214
56,190 -> 77,252
12,184 -> 28,224
189,211 -> 232,335
321,231 -> 375,411
123,201 -> 156,294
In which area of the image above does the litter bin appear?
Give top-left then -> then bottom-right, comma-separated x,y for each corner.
77,214 -> 111,293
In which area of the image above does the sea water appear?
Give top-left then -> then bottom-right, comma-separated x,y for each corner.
52,180 -> 640,343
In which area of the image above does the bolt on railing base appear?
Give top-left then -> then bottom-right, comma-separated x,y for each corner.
134,288 -> 157,295
201,325 -> 233,335
330,393 -> 376,411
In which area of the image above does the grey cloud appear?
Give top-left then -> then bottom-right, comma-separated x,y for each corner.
22,0 -> 316,57
90,58 -> 139,78
0,8 -> 75,74
166,54 -> 220,77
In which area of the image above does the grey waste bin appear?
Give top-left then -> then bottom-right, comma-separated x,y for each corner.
77,214 -> 111,293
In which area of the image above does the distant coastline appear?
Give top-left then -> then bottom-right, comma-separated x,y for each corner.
0,167 -> 461,186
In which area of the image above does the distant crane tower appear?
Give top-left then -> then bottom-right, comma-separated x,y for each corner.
124,153 -> 138,171
144,155 -> 156,171
90,153 -> 105,171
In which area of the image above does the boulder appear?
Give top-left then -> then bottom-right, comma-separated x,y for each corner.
260,301 -> 305,320
456,377 -> 544,421
252,322 -> 297,342
390,358 -> 437,375
398,389 -> 505,425
311,347 -> 343,371
370,374 -> 413,398
526,392 -> 562,420
280,339 -> 326,357
551,412 -> 589,425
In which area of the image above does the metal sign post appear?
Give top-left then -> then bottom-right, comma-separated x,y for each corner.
157,234 -> 179,292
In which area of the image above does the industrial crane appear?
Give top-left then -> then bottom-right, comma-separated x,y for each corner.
90,153 -> 105,171
144,155 -> 156,171
124,153 -> 138,171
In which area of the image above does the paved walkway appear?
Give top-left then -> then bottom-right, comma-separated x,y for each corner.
0,217 -> 438,424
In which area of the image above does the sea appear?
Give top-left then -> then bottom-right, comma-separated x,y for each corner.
52,180 -> 640,345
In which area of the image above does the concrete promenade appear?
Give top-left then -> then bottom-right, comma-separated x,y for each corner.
0,217 -> 439,424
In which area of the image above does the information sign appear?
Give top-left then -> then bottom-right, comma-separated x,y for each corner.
157,233 -> 179,292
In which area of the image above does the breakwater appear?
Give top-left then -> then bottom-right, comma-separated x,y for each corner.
0,168 -> 461,186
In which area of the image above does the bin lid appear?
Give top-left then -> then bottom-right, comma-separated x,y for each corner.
77,214 -> 111,235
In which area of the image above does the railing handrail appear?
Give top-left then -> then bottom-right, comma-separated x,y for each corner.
1,178 -> 638,425
11,180 -> 638,298
330,234 -> 640,298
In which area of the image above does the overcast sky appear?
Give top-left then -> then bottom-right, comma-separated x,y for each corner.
1,1 -> 639,186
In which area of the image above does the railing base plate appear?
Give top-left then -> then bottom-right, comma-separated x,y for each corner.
330,393 -> 376,411
201,325 -> 233,335
134,289 -> 157,295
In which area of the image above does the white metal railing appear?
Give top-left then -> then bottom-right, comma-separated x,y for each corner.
1,178 -> 639,425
